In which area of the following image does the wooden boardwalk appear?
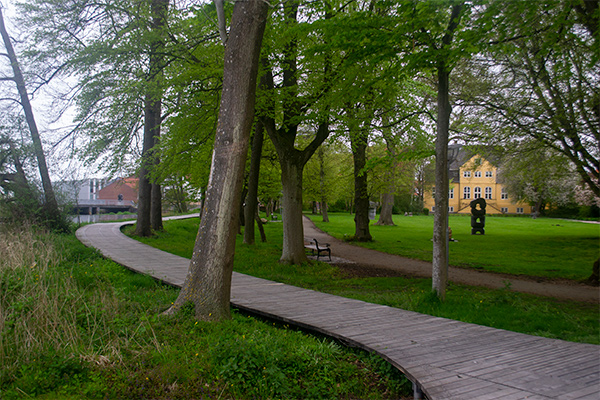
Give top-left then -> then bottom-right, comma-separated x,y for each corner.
76,218 -> 600,400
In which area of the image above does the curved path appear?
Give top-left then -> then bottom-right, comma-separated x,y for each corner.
76,216 -> 600,400
302,217 -> 599,304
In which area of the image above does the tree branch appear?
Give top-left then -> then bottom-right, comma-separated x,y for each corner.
0,96 -> 22,105
214,0 -> 228,46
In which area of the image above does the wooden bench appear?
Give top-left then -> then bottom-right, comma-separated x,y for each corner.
304,238 -> 331,261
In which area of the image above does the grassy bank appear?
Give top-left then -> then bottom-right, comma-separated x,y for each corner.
0,226 -> 410,399
308,213 -> 599,281
129,217 -> 599,345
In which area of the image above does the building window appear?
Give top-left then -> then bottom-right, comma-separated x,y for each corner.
463,186 -> 471,199
449,206 -> 454,212
501,188 -> 508,200
485,171 -> 493,178
432,187 -> 435,197
474,171 -> 481,178
431,206 -> 435,212
485,187 -> 492,199
516,207 -> 524,214
463,171 -> 471,178
501,207 -> 508,213
449,188 -> 454,199
474,187 -> 481,199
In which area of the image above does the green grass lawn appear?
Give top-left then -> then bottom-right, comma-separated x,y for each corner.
128,217 -> 599,345
308,213 -> 599,281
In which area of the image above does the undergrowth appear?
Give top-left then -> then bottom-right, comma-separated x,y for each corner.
0,225 -> 411,399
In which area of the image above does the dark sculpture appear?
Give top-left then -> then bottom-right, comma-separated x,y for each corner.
470,198 -> 486,235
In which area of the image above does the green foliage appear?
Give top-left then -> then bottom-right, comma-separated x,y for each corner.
488,140 -> 578,210
460,0 -> 599,198
210,326 -> 346,398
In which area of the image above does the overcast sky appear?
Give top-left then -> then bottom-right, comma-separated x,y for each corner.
1,0 -> 108,181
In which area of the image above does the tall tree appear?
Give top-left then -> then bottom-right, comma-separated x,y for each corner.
375,132 -> 397,226
492,141 -> 577,214
259,0 -> 334,264
463,0 -> 599,198
243,121 -> 265,245
431,3 -> 464,300
17,0 -> 220,226
136,0 -> 169,236
166,0 -> 268,321
391,0 -> 471,299
317,145 -> 330,222
0,4 -> 65,230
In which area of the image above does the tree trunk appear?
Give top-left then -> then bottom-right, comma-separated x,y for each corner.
376,130 -> 396,226
151,181 -> 163,229
376,192 -> 395,225
432,4 -> 463,301
321,201 -> 329,222
350,126 -> 372,242
238,186 -> 247,234
432,65 -> 450,300
166,0 -> 268,321
279,159 -> 309,264
244,123 -> 265,244
318,146 -> 330,222
0,7 -> 63,229
136,0 -> 168,236
136,153 -> 152,236
254,209 -> 267,242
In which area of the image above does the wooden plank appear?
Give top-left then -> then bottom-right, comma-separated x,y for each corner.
560,383 -> 600,399
470,387 -> 530,400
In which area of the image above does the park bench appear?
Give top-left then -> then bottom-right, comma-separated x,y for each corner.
305,238 -> 331,261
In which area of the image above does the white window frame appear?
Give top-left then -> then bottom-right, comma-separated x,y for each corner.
449,188 -> 454,199
516,207 -> 524,214
501,188 -> 508,200
449,206 -> 454,212
463,186 -> 471,199
474,171 -> 481,178
501,207 -> 508,213
463,171 -> 471,178
485,171 -> 493,178
474,186 -> 482,199
484,187 -> 492,199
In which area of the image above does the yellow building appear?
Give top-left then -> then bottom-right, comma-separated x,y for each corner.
423,146 -> 533,215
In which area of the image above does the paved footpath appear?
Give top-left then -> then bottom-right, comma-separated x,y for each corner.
76,216 -> 599,400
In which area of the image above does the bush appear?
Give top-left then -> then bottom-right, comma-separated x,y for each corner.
0,183 -> 72,233
328,199 -> 350,212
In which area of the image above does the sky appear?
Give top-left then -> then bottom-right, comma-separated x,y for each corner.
1,0 -> 109,181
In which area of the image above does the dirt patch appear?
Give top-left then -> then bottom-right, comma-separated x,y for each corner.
334,263 -> 413,278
